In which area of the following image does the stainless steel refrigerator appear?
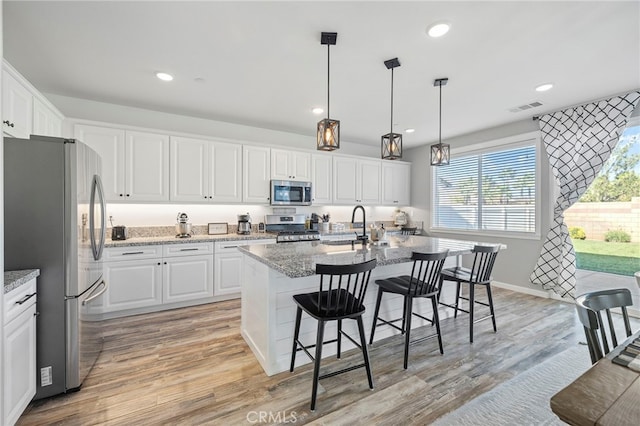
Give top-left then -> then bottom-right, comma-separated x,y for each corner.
4,135 -> 107,400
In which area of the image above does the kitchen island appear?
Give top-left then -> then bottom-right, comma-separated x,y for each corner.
239,235 -> 503,376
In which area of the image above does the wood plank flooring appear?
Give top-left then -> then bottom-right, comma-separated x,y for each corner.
17,288 -> 605,425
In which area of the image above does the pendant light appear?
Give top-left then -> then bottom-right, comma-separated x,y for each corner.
317,32 -> 340,151
381,58 -> 402,160
430,77 -> 450,166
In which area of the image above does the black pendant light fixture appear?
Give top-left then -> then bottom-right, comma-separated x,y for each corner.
317,32 -> 340,151
381,58 -> 402,160
430,77 -> 450,166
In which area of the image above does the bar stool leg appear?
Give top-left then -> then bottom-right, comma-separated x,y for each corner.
486,284 -> 497,332
431,296 -> 444,354
310,320 -> 326,411
369,287 -> 384,344
290,306 -> 303,372
356,316 -> 374,389
403,297 -> 414,369
469,283 -> 475,343
337,319 -> 342,358
454,281 -> 461,318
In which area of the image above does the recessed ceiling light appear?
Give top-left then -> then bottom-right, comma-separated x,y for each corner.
535,83 -> 554,92
427,22 -> 450,38
312,107 -> 324,115
156,72 -> 174,81
405,128 -> 415,133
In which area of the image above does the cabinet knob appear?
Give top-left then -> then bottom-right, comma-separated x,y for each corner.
126,194 -> 130,197
204,196 -> 207,199
119,194 -> 124,197
209,196 -> 212,199
164,262 -> 167,265
157,262 -> 161,266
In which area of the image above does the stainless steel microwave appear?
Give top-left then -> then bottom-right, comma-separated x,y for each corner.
270,180 -> 312,206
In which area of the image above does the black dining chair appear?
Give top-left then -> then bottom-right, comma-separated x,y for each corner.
369,251 -> 448,369
289,259 -> 377,411
575,288 -> 634,364
438,245 -> 500,343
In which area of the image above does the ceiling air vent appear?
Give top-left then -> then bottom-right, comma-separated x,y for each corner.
508,101 -> 543,113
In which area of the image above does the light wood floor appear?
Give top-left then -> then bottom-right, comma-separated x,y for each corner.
19,288 -> 595,425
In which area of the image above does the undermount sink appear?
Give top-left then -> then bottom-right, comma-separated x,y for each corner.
322,240 -> 359,246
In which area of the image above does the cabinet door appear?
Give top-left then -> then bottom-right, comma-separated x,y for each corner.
243,145 -> 271,203
125,130 -> 170,201
214,252 -> 244,296
170,136 -> 209,202
32,98 -> 63,137
3,304 -> 36,426
359,159 -> 381,205
2,70 -> 33,139
382,162 -> 411,205
103,260 -> 163,311
270,149 -> 291,180
211,141 -> 242,202
333,156 -> 358,204
311,154 -> 332,204
291,151 -> 312,181
75,124 -> 126,201
163,255 -> 214,303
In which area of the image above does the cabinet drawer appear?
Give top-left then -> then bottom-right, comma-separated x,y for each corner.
214,239 -> 275,253
4,279 -> 37,326
162,242 -> 213,257
104,245 -> 162,261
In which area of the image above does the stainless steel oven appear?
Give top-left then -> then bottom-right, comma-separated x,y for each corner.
270,180 -> 312,206
265,214 -> 320,242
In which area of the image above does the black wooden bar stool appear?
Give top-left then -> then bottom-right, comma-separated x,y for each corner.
369,251 -> 448,369
438,245 -> 500,343
289,259 -> 377,411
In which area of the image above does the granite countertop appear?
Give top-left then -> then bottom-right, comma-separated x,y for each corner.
104,233 -> 277,247
239,235 -> 502,279
4,269 -> 40,294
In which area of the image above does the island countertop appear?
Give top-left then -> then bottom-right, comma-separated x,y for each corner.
238,235 -> 502,279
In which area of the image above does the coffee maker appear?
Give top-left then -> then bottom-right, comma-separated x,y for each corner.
237,213 -> 252,235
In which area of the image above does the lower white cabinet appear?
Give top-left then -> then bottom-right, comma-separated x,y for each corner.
3,278 -> 37,426
102,243 -> 214,315
214,239 -> 276,296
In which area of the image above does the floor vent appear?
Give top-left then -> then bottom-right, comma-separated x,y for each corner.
509,101 -> 543,113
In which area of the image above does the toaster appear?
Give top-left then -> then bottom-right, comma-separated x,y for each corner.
111,226 -> 128,241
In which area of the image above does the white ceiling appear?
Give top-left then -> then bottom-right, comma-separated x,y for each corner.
4,1 -> 640,149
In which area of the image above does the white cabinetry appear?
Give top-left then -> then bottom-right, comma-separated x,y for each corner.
162,243 -> 214,303
381,162 -> 411,206
243,145 -> 271,204
3,278 -> 37,426
333,156 -> 381,205
311,154 -> 332,204
271,149 -> 311,181
75,125 -> 170,202
214,239 -> 275,296
170,136 -> 242,203
2,70 -> 32,138
101,243 -> 213,316
32,97 -> 63,137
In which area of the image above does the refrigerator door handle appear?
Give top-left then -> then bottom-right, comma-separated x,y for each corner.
82,280 -> 107,306
89,174 -> 107,261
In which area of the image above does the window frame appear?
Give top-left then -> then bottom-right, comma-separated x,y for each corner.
430,131 -> 542,240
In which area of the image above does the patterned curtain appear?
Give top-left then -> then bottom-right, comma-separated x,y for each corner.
530,91 -> 640,298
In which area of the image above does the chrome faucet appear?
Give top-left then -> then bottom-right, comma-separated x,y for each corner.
351,205 -> 367,244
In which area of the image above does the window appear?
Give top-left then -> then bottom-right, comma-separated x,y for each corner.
432,138 -> 538,236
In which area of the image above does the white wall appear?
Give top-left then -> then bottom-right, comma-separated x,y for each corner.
405,118 -> 552,292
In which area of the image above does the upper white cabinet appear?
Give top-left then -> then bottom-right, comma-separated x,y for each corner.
2,70 -> 33,139
333,156 -> 381,205
271,149 -> 311,181
75,124 -> 170,202
33,97 -> 63,137
170,137 -> 242,203
382,161 -> 411,206
311,153 -> 333,204
2,61 -> 64,139
243,145 -> 271,204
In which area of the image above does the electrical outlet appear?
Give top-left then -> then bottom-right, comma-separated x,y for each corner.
41,366 -> 52,386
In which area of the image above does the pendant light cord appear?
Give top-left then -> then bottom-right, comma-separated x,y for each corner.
438,82 -> 442,147
390,68 -> 394,134
327,43 -> 330,119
